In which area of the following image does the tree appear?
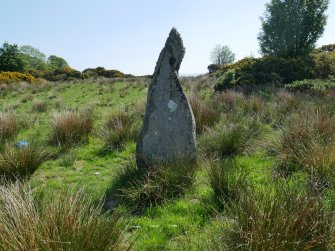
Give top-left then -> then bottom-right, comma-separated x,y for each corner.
20,45 -> 46,62
0,42 -> 25,72
258,0 -> 329,57
20,45 -> 47,71
47,55 -> 69,70
210,45 -> 235,65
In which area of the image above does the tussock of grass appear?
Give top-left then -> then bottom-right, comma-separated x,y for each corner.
200,118 -> 258,158
100,107 -> 139,150
208,158 -> 247,203
188,95 -> 220,134
0,112 -> 18,146
32,99 -> 48,112
0,145 -> 49,180
220,181 -> 332,250
214,90 -> 245,113
0,184 -> 130,251
112,160 -> 197,212
272,108 -> 335,189
51,107 -> 93,147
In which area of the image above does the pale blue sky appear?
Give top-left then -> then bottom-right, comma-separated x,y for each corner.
2,0 -> 335,75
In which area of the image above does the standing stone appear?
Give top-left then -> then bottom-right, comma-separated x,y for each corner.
136,28 -> 196,169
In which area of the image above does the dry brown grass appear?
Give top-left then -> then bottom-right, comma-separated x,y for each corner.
51,108 -> 93,147
0,184 -> 130,251
188,95 -> 220,134
32,99 -> 48,112
0,145 -> 49,180
100,107 -> 139,150
0,112 -> 18,146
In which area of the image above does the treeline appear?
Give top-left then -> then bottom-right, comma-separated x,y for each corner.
0,42 -> 132,84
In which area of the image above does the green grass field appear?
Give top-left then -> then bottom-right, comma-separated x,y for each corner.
1,76 -> 335,250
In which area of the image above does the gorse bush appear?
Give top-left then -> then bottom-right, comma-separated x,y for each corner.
0,184 -> 130,251
0,145 -> 49,180
82,67 -> 126,79
0,71 -> 38,84
51,108 -> 93,146
213,54 -> 332,91
285,77 -> 335,93
100,107 -> 139,150
43,67 -> 82,82
221,182 -> 332,250
115,160 -> 197,212
0,112 -> 17,146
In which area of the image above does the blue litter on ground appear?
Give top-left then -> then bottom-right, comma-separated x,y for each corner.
15,140 -> 29,148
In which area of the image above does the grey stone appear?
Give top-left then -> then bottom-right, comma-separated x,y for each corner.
136,28 -> 196,169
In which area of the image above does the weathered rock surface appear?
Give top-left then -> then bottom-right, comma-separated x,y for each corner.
136,28 -> 196,169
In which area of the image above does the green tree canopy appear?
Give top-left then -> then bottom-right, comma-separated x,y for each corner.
258,0 -> 329,57
20,45 -> 47,71
210,45 -> 235,65
47,55 -> 69,70
20,45 -> 46,62
0,42 -> 25,72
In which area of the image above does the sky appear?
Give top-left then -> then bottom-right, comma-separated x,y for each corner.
1,0 -> 335,76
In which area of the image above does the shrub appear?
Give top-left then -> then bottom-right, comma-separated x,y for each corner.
114,160 -> 197,212
188,95 -> 220,134
82,67 -> 126,79
100,107 -> 139,150
207,64 -> 219,74
214,56 -> 316,91
0,184 -> 130,250
0,145 -> 48,180
285,78 -> 335,93
0,112 -> 18,146
0,71 -> 38,84
221,182 -> 331,250
32,99 -> 47,112
214,69 -> 237,91
43,67 -> 83,82
51,108 -> 93,146
312,50 -> 335,79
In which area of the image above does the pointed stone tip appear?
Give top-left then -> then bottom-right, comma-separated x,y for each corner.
169,27 -> 180,37
165,27 -> 185,72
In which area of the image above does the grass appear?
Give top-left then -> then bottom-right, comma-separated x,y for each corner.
32,99 -> 48,112
0,112 -> 18,146
0,183 -> 130,251
271,108 -> 335,191
110,159 -> 198,213
51,107 -> 93,147
220,181 -> 332,250
199,116 -> 259,158
100,106 -> 139,151
0,144 -> 49,180
188,94 -> 220,134
208,158 -> 247,203
1,78 -> 335,249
